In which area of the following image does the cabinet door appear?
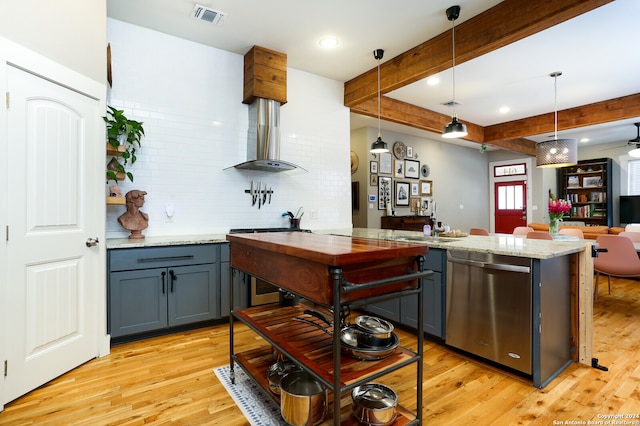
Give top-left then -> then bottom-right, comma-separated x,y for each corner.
400,272 -> 443,338
365,298 -> 400,322
168,264 -> 218,326
109,268 -> 168,338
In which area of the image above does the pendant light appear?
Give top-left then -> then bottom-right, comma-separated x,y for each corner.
370,49 -> 389,153
628,123 -> 640,157
442,5 -> 468,139
536,72 -> 577,168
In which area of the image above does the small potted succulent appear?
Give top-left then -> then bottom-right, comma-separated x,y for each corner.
104,105 -> 145,183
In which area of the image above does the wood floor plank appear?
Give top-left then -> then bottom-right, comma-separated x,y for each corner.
2,276 -> 640,425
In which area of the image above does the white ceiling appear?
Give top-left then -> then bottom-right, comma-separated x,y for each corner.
107,0 -> 640,152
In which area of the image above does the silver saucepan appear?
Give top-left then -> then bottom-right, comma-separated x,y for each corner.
354,315 -> 395,348
351,383 -> 398,426
280,370 -> 327,426
293,312 -> 399,361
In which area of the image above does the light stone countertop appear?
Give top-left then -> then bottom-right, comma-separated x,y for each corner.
106,228 -> 588,259
321,228 -> 588,260
106,234 -> 228,249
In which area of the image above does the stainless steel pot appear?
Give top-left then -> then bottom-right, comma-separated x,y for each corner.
267,360 -> 302,395
354,315 -> 394,347
351,383 -> 398,426
280,371 -> 327,426
293,312 -> 399,361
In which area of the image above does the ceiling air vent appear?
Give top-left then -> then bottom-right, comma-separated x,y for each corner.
192,4 -> 227,25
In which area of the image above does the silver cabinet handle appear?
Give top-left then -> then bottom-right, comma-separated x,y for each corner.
85,237 -> 99,247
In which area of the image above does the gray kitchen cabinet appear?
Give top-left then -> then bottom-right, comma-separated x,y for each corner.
363,298 -> 400,322
400,248 -> 445,338
365,248 -> 445,338
108,244 -> 219,339
220,243 -> 249,317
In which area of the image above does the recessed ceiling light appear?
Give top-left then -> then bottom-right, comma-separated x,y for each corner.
319,37 -> 338,48
499,106 -> 510,114
580,138 -> 590,143
426,77 -> 440,86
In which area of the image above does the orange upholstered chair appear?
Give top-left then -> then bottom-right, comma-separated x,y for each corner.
513,226 -> 534,236
526,231 -> 553,240
559,228 -> 584,239
593,235 -> 640,299
469,228 -> 490,236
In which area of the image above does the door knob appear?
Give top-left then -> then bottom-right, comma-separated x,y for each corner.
85,237 -> 99,247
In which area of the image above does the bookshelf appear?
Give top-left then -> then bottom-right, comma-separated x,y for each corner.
558,158 -> 614,227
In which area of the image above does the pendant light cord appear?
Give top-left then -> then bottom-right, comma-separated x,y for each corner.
451,16 -> 457,116
377,57 -> 382,138
553,73 -> 558,141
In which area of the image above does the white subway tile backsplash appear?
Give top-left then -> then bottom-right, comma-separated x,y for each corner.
106,19 -> 352,237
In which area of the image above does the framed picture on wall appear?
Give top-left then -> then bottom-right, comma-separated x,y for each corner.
370,174 -> 378,186
420,180 -> 433,196
410,197 -> 421,212
379,152 -> 392,174
405,159 -> 420,179
370,161 -> 378,174
394,181 -> 410,207
394,159 -> 404,178
407,146 -> 413,158
411,182 -> 419,196
378,176 -> 392,210
421,197 -> 432,215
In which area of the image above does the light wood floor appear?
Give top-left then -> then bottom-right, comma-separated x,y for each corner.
2,276 -> 640,425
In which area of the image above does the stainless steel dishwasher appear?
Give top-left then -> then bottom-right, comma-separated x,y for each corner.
446,250 -> 533,374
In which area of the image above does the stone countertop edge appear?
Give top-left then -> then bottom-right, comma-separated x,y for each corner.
325,228 -> 587,260
106,234 -> 228,249
106,228 -> 588,259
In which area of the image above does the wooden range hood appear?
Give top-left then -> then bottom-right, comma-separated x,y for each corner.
232,46 -> 305,173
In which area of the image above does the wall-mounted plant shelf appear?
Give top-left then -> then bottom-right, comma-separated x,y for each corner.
106,143 -> 126,157
106,196 -> 125,205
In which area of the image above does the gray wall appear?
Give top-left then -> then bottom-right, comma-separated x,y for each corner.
351,127 -> 491,232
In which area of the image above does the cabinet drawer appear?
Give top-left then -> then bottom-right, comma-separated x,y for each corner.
110,244 -> 218,271
424,248 -> 445,272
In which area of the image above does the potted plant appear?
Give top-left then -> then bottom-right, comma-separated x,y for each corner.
104,105 -> 145,182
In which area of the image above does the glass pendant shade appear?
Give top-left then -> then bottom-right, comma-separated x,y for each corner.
628,147 -> 640,158
536,138 -> 578,168
370,136 -> 389,153
442,115 -> 468,139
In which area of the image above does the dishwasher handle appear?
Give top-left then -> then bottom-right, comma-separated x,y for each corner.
448,256 -> 531,274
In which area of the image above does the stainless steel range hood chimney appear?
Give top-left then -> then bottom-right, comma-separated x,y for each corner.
233,98 -> 306,173
229,46 -> 306,174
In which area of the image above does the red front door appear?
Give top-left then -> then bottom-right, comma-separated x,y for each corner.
494,181 -> 527,233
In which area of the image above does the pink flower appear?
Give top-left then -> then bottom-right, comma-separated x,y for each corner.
549,198 -> 571,220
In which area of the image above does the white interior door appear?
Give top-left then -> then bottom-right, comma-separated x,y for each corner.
3,64 -> 102,404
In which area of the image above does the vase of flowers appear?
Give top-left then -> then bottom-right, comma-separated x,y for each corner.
548,191 -> 571,235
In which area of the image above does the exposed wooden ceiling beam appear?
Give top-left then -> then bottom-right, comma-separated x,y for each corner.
350,96 -> 537,156
484,93 -> 640,142
344,0 -> 611,108
345,0 -> 614,156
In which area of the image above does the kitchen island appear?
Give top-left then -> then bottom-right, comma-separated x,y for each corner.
324,228 -> 595,378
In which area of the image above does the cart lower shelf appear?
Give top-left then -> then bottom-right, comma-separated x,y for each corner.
233,346 -> 417,425
232,304 -> 418,388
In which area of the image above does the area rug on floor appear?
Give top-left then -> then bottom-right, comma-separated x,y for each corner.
213,364 -> 288,426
